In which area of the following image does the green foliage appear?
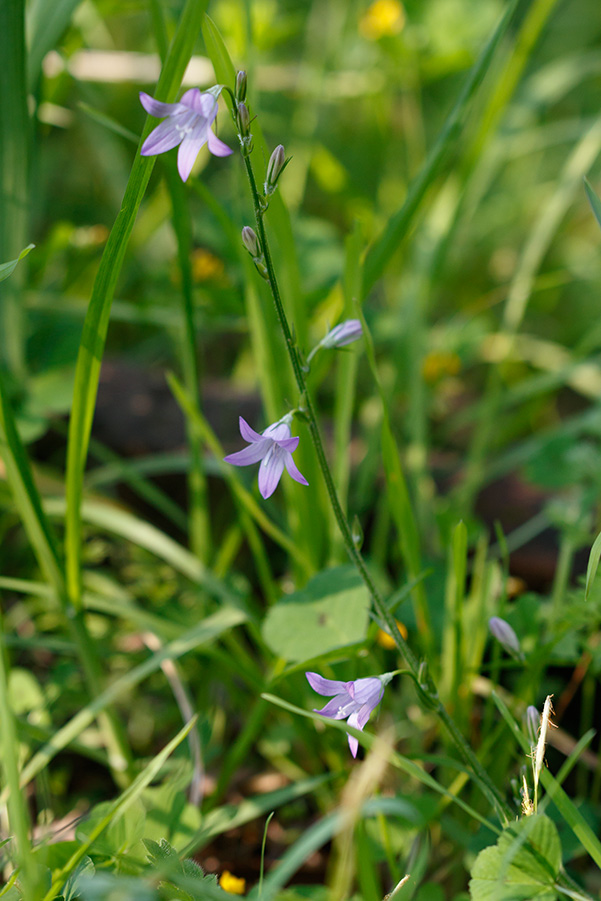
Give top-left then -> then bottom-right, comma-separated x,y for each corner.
262,566 -> 369,662
469,816 -> 561,900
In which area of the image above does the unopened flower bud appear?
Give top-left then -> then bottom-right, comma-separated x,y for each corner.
241,226 -> 259,258
321,319 -> 363,349
264,144 -> 287,195
489,616 -> 523,660
237,102 -> 250,136
235,70 -> 247,103
525,705 -> 540,746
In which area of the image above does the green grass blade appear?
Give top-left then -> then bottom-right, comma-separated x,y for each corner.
0,243 -> 35,283
0,0 -> 29,377
585,530 -> 601,600
361,0 -> 518,297
201,14 -> 236,98
26,0 -> 83,85
3,607 -> 245,801
44,717 -> 197,900
64,0 -> 209,611
584,175 -> 601,233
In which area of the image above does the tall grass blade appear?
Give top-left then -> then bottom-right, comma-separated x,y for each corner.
361,0 -> 518,297
64,0 -> 209,610
26,0 -> 82,85
0,0 -> 29,377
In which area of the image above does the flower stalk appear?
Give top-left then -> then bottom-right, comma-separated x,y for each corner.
238,120 -> 509,821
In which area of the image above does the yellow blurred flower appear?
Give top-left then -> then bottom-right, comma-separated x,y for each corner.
360,0 -> 405,40
422,350 -> 461,383
191,247 -> 224,282
219,870 -> 246,894
377,620 -> 408,649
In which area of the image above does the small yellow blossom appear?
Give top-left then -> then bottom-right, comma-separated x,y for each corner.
422,350 -> 461,383
191,247 -> 224,282
219,870 -> 246,895
360,0 -> 405,40
377,620 -> 408,649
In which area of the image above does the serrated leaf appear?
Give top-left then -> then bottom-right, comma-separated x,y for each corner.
262,566 -> 369,662
469,816 -> 560,901
0,244 -> 34,283
62,856 -> 95,901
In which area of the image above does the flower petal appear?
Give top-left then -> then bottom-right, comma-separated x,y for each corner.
356,701 -> 377,730
224,441 -> 270,467
346,711 -> 363,758
139,92 -> 181,118
258,447 -> 286,498
348,677 -> 383,710
306,672 -> 348,696
314,695 -> 356,720
276,435 -> 299,452
181,89 -> 218,120
239,417 -> 265,444
208,128 -> 233,157
284,452 -> 309,486
141,119 -> 183,156
177,121 -> 209,181
262,421 -> 291,441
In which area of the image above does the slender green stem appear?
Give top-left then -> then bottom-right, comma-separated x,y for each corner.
241,151 -> 509,822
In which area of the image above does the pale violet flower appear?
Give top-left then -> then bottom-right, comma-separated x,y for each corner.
224,416 -> 308,499
489,616 -> 524,661
139,88 -> 232,182
322,319 -> 363,349
306,671 -> 393,757
305,319 -> 364,367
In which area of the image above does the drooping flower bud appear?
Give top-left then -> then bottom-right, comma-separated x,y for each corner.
525,705 -> 540,746
241,226 -> 259,258
489,616 -> 523,660
235,70 -> 247,103
264,144 -> 287,196
321,319 -> 363,349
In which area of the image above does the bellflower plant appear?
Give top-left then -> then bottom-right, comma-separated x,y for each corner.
139,88 -> 232,182
306,671 -> 394,757
224,415 -> 308,499
489,616 -> 524,661
305,319 -> 364,367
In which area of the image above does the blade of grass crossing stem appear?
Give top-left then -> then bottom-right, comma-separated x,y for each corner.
491,690 -> 601,869
361,0 -> 518,297
64,0 -> 209,611
0,0 -> 29,378
0,602 -> 44,896
44,717 -> 197,900
358,311 -> 432,647
2,608 -> 245,802
163,157 -> 210,562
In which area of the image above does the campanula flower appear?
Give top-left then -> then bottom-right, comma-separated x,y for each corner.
306,671 -> 393,757
139,88 -> 232,182
321,319 -> 363,349
489,616 -> 524,661
224,416 -> 308,499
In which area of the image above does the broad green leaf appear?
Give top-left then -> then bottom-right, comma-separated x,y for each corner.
262,566 -> 369,662
469,816 -> 560,900
26,0 -> 83,83
0,244 -> 34,283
